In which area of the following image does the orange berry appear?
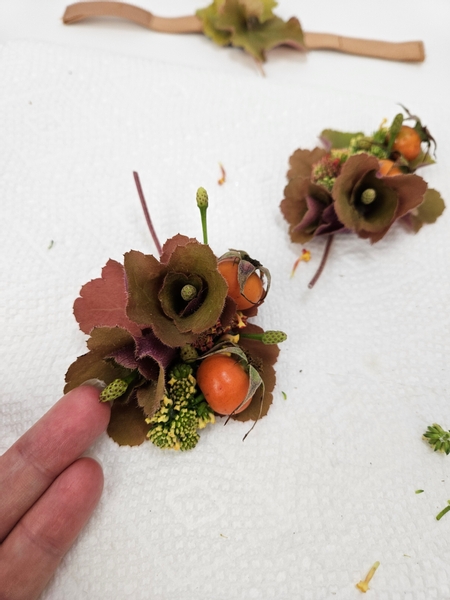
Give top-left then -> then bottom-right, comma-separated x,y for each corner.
196,354 -> 251,415
392,125 -> 422,161
378,159 -> 402,177
218,259 -> 264,310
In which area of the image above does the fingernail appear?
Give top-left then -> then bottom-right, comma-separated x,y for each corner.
80,378 -> 107,391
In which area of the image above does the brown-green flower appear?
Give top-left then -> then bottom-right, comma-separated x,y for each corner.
125,235 -> 229,348
280,177 -> 345,243
332,153 -> 428,242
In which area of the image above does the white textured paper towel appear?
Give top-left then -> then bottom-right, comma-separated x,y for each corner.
1,40 -> 450,599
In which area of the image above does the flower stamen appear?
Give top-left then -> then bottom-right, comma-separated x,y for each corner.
361,188 -> 377,205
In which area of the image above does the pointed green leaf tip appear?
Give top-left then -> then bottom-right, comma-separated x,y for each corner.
196,187 -> 209,208
99,378 -> 128,402
262,330 -> 287,344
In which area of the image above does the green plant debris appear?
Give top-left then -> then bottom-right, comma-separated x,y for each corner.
436,501 -> 450,521
423,423 -> 450,454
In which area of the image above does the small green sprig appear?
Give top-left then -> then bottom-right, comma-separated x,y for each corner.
423,423 -> 450,455
436,501 -> 450,521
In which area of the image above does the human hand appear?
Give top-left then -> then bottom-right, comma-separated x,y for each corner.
0,386 -> 110,600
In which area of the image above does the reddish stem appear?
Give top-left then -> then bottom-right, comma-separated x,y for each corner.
308,235 -> 334,289
133,171 -> 162,257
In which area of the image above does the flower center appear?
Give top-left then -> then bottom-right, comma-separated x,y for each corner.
181,284 -> 198,301
361,188 -> 377,205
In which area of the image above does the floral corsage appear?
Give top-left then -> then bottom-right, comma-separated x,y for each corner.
280,106 -> 445,287
65,174 -> 286,450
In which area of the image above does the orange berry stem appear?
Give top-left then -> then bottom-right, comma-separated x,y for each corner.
133,171 -> 162,257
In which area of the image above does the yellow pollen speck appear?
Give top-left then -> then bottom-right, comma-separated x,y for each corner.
291,249 -> 311,278
236,312 -> 246,328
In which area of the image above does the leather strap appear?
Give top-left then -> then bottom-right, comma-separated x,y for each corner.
63,2 -> 425,62
304,32 -> 424,62
63,2 -> 203,33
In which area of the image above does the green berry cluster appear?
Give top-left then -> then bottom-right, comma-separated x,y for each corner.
146,363 -> 215,451
349,133 -> 388,159
311,154 -> 344,191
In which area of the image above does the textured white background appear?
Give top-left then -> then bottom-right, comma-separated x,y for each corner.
1,2 -> 450,598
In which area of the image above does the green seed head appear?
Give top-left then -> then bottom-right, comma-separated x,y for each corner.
261,330 -> 287,345
355,137 -> 373,151
196,187 -> 209,209
181,284 -> 197,301
180,345 -> 199,363
99,378 -> 128,402
361,188 -> 377,205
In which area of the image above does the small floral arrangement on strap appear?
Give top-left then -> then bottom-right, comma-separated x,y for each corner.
280,106 -> 445,287
63,0 -> 424,65
65,174 -> 286,450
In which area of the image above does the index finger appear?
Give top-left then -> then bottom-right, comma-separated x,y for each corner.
0,386 -> 110,542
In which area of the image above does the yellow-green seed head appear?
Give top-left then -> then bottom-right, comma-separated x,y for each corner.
262,330 -> 288,344
99,378 -> 128,402
196,187 -> 209,208
181,284 -> 197,301
361,188 -> 377,205
180,345 -> 199,363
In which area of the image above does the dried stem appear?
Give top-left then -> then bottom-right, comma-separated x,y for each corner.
133,171 -> 162,257
308,235 -> 334,289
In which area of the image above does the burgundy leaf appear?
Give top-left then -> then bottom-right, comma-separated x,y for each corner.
74,259 -> 141,336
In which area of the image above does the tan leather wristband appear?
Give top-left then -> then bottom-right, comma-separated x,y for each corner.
63,2 -> 425,63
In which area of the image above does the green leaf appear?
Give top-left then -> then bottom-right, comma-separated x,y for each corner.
197,1 -> 232,46
320,129 -> 364,149
386,113 -> 403,154
408,150 -> 436,171
197,0 -> 304,63
408,188 -> 446,232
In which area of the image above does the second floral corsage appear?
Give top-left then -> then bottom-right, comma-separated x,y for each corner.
280,106 -> 445,287
65,174 -> 286,451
